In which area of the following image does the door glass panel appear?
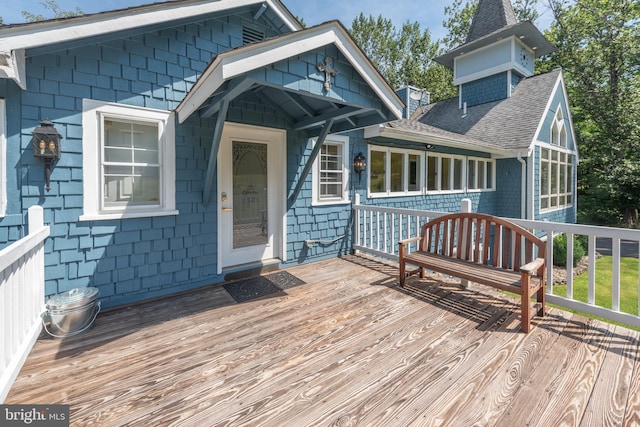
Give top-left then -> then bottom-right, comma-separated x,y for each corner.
232,141 -> 268,249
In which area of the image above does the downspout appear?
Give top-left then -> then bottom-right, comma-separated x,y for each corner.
517,152 -> 527,219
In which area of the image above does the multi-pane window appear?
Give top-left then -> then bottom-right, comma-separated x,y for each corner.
551,107 -> 567,147
540,147 -> 573,211
367,148 -> 496,197
426,154 -> 464,192
369,147 -> 423,196
313,135 -> 349,204
103,119 -> 160,207
0,99 -> 5,216
81,100 -> 176,220
319,143 -> 343,199
467,158 -> 494,190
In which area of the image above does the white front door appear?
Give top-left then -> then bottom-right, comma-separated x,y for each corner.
218,123 -> 286,271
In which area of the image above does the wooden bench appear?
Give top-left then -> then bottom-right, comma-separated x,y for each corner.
398,213 -> 546,333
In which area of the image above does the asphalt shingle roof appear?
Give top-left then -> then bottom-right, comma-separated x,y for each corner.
413,69 -> 562,151
466,0 -> 518,43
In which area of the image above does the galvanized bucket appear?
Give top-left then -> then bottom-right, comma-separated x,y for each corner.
44,287 -> 100,338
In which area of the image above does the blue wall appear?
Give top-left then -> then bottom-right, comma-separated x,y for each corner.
11,12 -> 288,307
461,72 -> 508,107
5,11 -> 390,308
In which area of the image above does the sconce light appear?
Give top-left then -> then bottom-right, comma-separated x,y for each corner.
353,152 -> 366,184
32,119 -> 62,192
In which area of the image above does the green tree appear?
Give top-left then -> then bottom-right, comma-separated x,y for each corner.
22,0 -> 83,22
542,0 -> 640,225
349,14 -> 456,102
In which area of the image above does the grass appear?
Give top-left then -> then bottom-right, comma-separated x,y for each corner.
551,256 -> 640,330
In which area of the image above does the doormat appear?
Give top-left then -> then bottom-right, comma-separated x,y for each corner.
223,271 -> 306,303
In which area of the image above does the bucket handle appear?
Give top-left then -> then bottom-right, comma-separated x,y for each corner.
43,301 -> 101,338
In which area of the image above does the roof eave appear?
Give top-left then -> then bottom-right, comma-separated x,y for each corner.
0,0 -> 303,89
365,123 -> 513,156
435,22 -> 555,69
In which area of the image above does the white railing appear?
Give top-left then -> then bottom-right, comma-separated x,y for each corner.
0,206 -> 49,402
353,198 -> 640,329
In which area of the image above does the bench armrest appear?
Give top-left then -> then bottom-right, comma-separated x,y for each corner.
520,257 -> 545,275
398,236 -> 422,247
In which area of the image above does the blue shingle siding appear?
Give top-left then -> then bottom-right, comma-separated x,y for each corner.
494,158 -> 523,218
13,11 -> 289,308
461,72 -> 508,107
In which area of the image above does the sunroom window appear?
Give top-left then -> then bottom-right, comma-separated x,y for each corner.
81,100 -> 177,220
368,147 -> 423,197
426,154 -> 464,192
467,158 -> 494,190
540,147 -> 573,211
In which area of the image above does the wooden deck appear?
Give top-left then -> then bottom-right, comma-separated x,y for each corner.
6,255 -> 640,426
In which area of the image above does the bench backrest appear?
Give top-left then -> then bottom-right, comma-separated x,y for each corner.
418,213 -> 545,272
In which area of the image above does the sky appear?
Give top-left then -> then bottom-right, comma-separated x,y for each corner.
1,0 -> 556,42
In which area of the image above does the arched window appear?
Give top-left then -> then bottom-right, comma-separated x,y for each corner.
551,107 -> 566,147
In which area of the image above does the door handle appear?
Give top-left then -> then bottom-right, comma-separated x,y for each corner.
221,207 -> 233,212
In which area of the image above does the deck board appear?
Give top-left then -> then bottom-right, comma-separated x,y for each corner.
6,255 -> 640,426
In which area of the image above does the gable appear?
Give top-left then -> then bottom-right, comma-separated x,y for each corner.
176,21 -> 404,133
0,0 -> 301,89
533,73 -> 578,154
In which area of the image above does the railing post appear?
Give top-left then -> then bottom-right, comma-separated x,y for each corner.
27,205 -> 44,235
353,193 -> 360,254
460,198 -> 471,288
460,198 -> 472,213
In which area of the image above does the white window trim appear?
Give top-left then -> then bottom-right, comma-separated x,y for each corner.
312,134 -> 350,206
0,99 -> 6,217
466,156 -> 496,192
539,146 -> 573,213
80,99 -> 177,221
368,146 -> 424,198
426,153 -> 467,194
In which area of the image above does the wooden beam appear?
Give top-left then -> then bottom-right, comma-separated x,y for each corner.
202,99 -> 229,206
287,119 -> 334,208
281,91 -> 314,117
292,105 -> 361,131
200,77 -> 255,118
253,2 -> 267,20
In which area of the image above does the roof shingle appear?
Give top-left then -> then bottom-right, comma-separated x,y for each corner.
466,0 -> 518,43
414,69 -> 562,151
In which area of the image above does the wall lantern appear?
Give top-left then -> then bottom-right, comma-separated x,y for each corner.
353,152 -> 366,184
32,119 -> 62,192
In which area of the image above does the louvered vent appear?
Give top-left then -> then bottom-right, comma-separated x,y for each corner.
242,26 -> 264,45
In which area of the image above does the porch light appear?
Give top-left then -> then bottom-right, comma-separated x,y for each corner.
353,152 -> 366,184
32,119 -> 62,192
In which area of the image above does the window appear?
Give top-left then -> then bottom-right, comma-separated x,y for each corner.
0,99 -> 5,216
312,135 -> 349,205
551,107 -> 567,147
368,147 -> 423,196
426,154 -> 464,192
81,100 -> 177,220
467,157 -> 494,190
540,147 -> 573,211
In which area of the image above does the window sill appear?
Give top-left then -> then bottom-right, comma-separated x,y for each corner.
79,209 -> 179,221
368,191 -> 423,199
312,200 -> 351,207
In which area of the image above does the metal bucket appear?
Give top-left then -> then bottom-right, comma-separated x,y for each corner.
44,287 -> 100,338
